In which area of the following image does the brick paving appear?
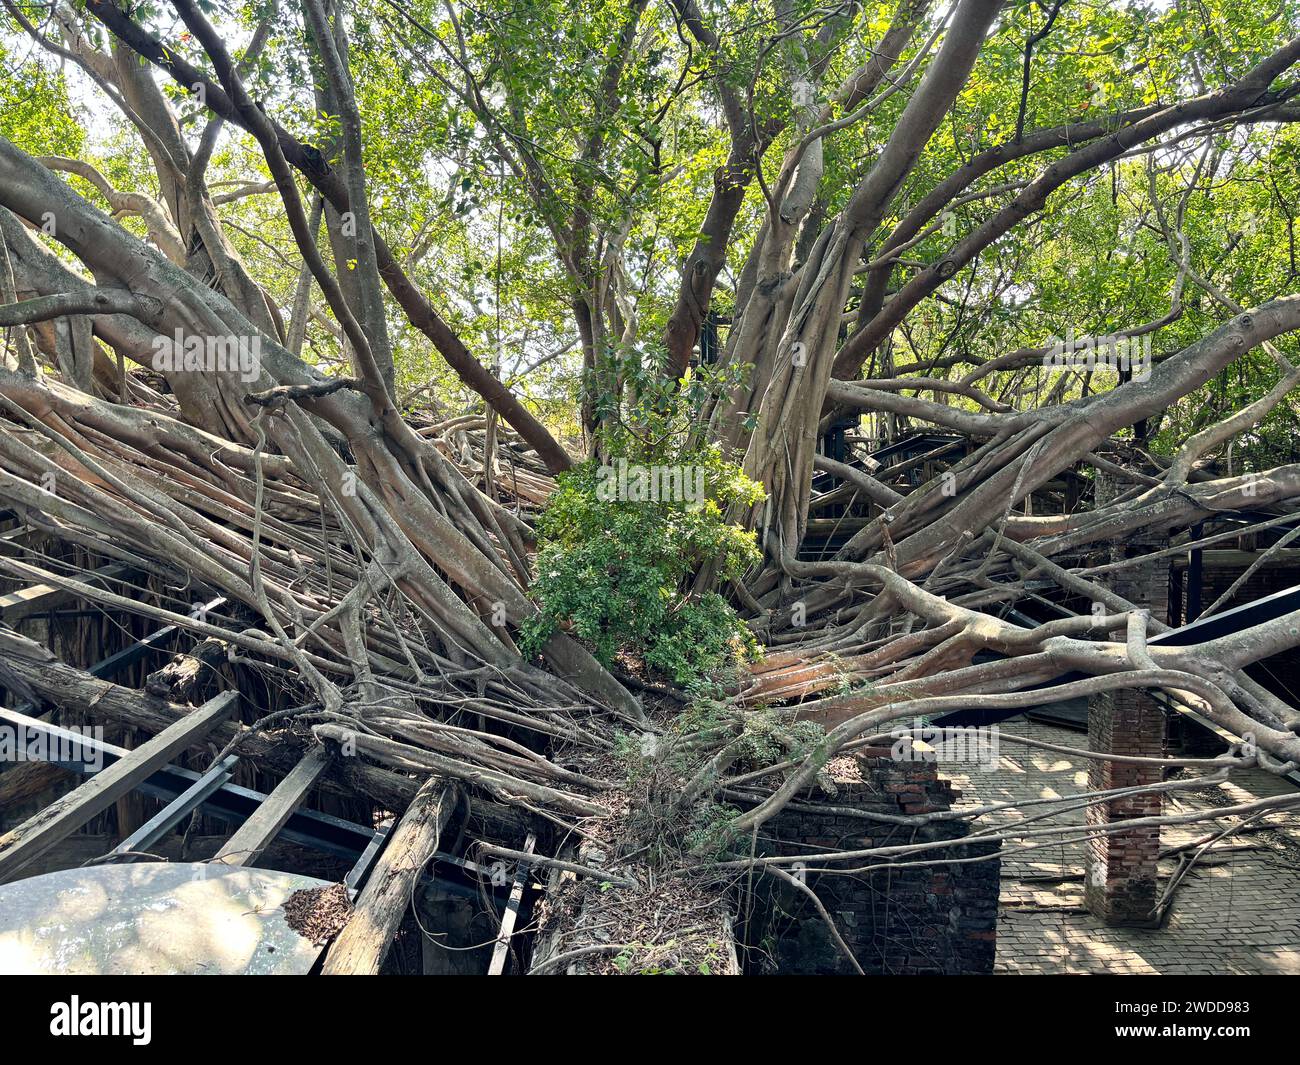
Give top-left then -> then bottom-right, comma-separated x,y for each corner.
945,717 -> 1300,974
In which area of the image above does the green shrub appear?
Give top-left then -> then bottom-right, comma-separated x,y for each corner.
520,376 -> 764,685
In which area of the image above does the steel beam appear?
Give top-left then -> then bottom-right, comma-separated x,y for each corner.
345,821 -> 392,897
0,692 -> 238,883
110,754 -> 239,858
0,703 -> 372,859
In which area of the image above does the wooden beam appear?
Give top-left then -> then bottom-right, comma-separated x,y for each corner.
0,760 -> 68,813
488,831 -> 535,975
321,778 -> 457,975
210,745 -> 331,867
144,636 -> 229,702
0,563 -> 129,622
0,691 -> 238,884
0,626 -> 531,838
0,525 -> 43,548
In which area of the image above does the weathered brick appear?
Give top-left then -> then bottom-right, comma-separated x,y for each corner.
749,754 -> 1001,974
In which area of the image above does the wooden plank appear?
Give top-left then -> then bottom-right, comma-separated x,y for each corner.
0,625 -> 532,838
321,778 -> 456,975
0,691 -> 238,884
488,831 -> 535,975
0,582 -> 70,621
210,745 -> 331,867
0,563 -> 129,622
0,526 -> 42,548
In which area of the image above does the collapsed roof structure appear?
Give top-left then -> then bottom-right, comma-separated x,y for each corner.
2,0 -> 1300,975
2,414 -> 1299,973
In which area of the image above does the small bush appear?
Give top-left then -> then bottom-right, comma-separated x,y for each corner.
520,374 -> 764,686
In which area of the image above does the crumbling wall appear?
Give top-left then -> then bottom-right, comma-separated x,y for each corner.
750,751 -> 1000,974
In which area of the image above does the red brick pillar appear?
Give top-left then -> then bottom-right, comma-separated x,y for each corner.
1084,538 -> 1169,927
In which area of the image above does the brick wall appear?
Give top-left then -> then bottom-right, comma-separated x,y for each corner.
747,751 -> 1000,974
1084,538 -> 1168,927
1084,692 -> 1165,925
